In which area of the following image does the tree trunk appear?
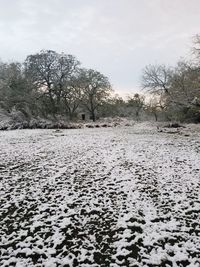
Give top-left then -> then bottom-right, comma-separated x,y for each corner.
154,112 -> 158,121
91,110 -> 96,122
48,87 -> 57,115
69,111 -> 73,121
136,110 -> 139,122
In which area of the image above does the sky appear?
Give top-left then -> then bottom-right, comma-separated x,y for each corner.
0,0 -> 200,97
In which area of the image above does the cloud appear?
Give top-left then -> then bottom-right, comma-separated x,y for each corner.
0,0 -> 199,95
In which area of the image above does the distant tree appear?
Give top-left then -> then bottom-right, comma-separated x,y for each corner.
145,96 -> 165,121
97,94 -> 126,117
127,93 -> 145,121
52,53 -> 80,113
0,62 -> 35,116
79,69 -> 112,121
141,64 -> 172,95
61,74 -> 83,119
24,50 -> 80,115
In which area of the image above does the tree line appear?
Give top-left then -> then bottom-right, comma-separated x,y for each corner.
0,36 -> 200,123
0,50 -> 114,122
0,50 -> 148,122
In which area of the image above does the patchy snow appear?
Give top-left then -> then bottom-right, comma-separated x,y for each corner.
0,123 -> 200,266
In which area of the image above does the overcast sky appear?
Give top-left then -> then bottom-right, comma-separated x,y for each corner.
0,0 -> 200,96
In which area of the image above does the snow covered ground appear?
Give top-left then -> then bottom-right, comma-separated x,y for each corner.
0,123 -> 200,267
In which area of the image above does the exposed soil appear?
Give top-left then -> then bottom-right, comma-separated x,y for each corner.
0,124 -> 200,266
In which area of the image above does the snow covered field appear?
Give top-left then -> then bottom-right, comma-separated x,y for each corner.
0,124 -> 200,267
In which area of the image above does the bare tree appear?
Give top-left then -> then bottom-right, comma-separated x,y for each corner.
61,74 -> 83,119
25,50 -> 57,113
24,50 -> 80,114
141,64 -> 172,95
0,62 -> 35,115
145,95 -> 165,121
127,93 -> 145,121
79,69 -> 112,121
53,53 -> 80,112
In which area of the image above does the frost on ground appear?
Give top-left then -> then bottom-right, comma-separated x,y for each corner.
0,123 -> 200,267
